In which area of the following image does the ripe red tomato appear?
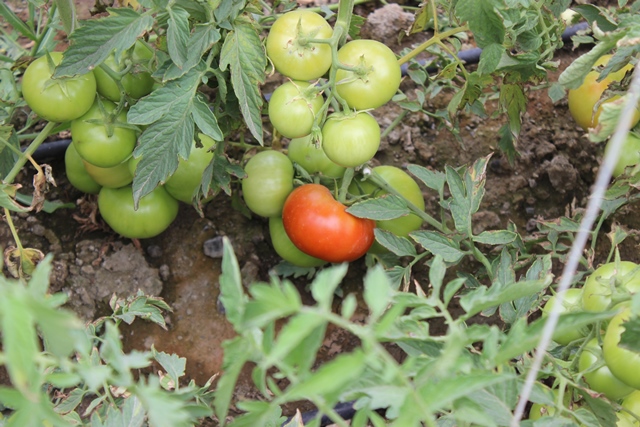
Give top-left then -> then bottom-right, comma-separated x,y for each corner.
579,337 -> 634,400
335,39 -> 401,110
22,52 -> 96,123
322,112 -> 380,168
603,306 -> 640,390
605,132 -> 640,177
266,10 -> 333,81
582,261 -> 640,312
269,217 -> 326,268
94,41 -> 155,102
98,185 -> 179,239
287,135 -> 345,179
268,81 -> 324,138
567,55 -> 640,131
64,142 -> 101,194
282,184 -> 375,263
71,99 -> 137,168
242,150 -> 294,217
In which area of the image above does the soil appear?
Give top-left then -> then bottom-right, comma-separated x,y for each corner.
3,0 -> 637,425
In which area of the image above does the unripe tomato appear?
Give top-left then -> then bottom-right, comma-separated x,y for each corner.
268,81 -> 324,138
322,112 -> 380,168
83,159 -> 133,189
567,55 -> 640,130
540,288 -> 587,345
603,306 -> 640,390
582,261 -> 640,312
335,40 -> 402,110
282,184 -> 375,263
242,150 -> 294,217
22,52 -> 96,122
579,338 -> 634,400
164,134 -> 216,203
71,99 -> 137,168
64,142 -> 101,194
98,185 -> 179,239
266,10 -> 333,81
287,135 -> 345,179
622,390 -> 640,418
94,41 -> 155,102
269,217 -> 326,268
605,133 -> 640,177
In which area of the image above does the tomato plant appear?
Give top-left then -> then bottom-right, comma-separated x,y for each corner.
269,216 -> 326,268
164,134 -> 216,203
567,55 -> 640,131
83,159 -> 133,189
582,261 -> 640,312
21,52 -> 96,123
541,288 -> 587,345
287,135 -> 345,179
322,112 -> 380,168
579,338 -> 635,401
265,10 -> 333,81
71,99 -> 137,168
335,39 -> 402,110
93,41 -> 155,102
268,80 -> 324,139
98,185 -> 179,239
64,142 -> 101,195
282,184 -> 375,263
242,150 -> 294,217
605,132 -> 640,177
603,306 -> 640,390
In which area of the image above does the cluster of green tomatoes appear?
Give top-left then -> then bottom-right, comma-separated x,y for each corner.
242,10 -> 425,266
22,44 -> 214,239
534,261 -> 640,425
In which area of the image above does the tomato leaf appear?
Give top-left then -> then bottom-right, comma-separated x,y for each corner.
243,281 -> 302,329
53,0 -> 77,35
166,6 -> 190,69
619,314 -> 640,353
346,194 -> 411,221
220,16 -> 265,145
0,3 -> 37,41
214,337 -> 253,424
374,229 -> 417,257
455,0 -> 505,48
310,263 -> 348,309
219,237 -> 247,330
407,164 -> 446,194
410,230 -> 465,263
55,9 -> 154,77
152,349 -> 186,388
364,265 -> 392,322
262,312 -> 325,370
160,25 -> 221,81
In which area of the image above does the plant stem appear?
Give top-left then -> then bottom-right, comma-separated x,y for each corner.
397,25 -> 469,66
4,121 -> 57,184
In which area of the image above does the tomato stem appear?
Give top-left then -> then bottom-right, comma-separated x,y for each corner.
397,25 -> 470,67
4,121 -> 57,184
338,167 -> 354,204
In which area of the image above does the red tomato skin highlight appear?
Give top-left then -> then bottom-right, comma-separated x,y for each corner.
282,184 -> 375,263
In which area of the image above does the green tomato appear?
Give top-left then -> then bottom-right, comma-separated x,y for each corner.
22,52 -> 96,122
268,81 -> 324,139
269,216 -> 326,268
94,41 -> 155,102
603,306 -> 640,390
64,142 -> 101,194
242,150 -> 294,217
164,134 -> 216,203
541,288 -> 588,345
83,159 -> 133,189
605,133 -> 640,178
98,185 -> 179,239
266,10 -> 333,81
622,390 -> 640,423
71,99 -> 137,168
322,112 -> 380,168
582,261 -> 640,312
579,338 -> 635,400
287,135 -> 345,179
335,40 -> 402,110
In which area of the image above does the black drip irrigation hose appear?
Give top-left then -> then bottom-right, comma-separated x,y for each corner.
27,21 -> 590,164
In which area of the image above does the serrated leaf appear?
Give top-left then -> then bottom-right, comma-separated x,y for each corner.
347,195 -> 411,220
364,265 -> 392,321
407,164 -> 446,193
135,376 -> 192,427
558,41 -> 619,90
0,3 -> 36,41
374,229 -> 417,257
500,83 -> 526,137
161,25 -> 221,81
263,312 -> 325,368
473,230 -> 517,245
310,263 -> 348,309
219,237 -> 247,329
455,0 -> 505,48
619,315 -> 640,352
214,337 -> 253,423
478,43 -> 504,75
167,7 -> 190,68
243,281 -> 302,328
220,16 -> 265,144
54,0 -> 77,35
55,8 -> 154,77
461,277 -> 551,318
153,349 -> 186,387
410,231 -> 465,263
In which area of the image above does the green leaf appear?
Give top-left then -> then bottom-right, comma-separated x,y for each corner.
0,127 -> 20,179
455,0 -> 505,48
161,25 -> 221,81
229,401 -> 284,427
167,7 -> 190,68
135,376 -> 192,427
310,263 -> 348,309
429,255 -> 446,298
410,231 -> 465,263
243,280 -> 302,328
406,165 -> 445,194
364,265 -> 392,321
153,349 -> 186,387
478,43 -> 504,75
573,4 -> 618,32
0,184 -> 29,212
53,0 -> 77,35
347,195 -> 411,220
14,192 -> 75,213
500,83 -> 526,138
558,41 -> 619,90
219,237 -> 247,329
214,337 -> 253,424
264,312 -> 326,369
220,16 -> 265,145
374,229 -> 417,257
473,230 -> 517,245
0,3 -> 36,41
55,8 -> 154,77
619,315 -> 640,352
